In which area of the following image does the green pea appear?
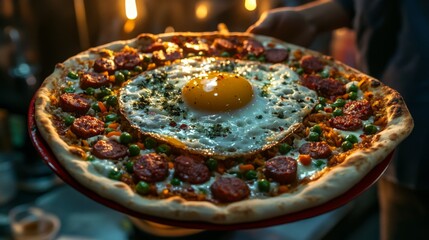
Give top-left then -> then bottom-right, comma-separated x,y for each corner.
364,124 -> 378,135
341,140 -> 353,151
85,87 -> 95,95
257,55 -> 266,62
64,115 -> 75,126
221,51 -> 230,57
144,137 -> 157,149
247,53 -> 257,61
108,170 -> 122,180
91,102 -> 100,111
64,86 -> 75,93
156,144 -> 171,154
136,181 -> 150,195
345,134 -> 359,144
348,84 -> 359,92
67,71 -> 79,80
308,132 -> 320,142
86,155 -> 95,161
125,161 -> 134,173
278,143 -> 292,155
296,68 -> 304,75
310,124 -> 322,134
134,65 -> 143,73
100,87 -> 112,97
320,69 -> 330,78
198,188 -> 208,194
104,128 -> 114,133
257,179 -> 270,192
313,160 -> 325,168
106,95 -> 118,107
206,158 -> 218,171
121,70 -> 130,79
105,113 -> 118,122
143,55 -> 152,62
333,108 -> 343,116
115,71 -> 125,83
332,98 -> 346,108
318,97 -> 327,105
245,170 -> 258,180
170,178 -> 181,186
348,91 -> 358,100
128,144 -> 140,156
120,132 -> 133,144
315,104 -> 325,112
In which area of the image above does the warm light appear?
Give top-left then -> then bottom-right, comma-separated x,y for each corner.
123,20 -> 135,33
125,0 -> 138,20
164,26 -> 175,33
195,1 -> 209,20
244,0 -> 257,11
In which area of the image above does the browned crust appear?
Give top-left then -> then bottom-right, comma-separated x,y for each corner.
34,32 -> 413,224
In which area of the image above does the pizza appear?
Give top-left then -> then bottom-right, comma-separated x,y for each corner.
34,32 -> 413,224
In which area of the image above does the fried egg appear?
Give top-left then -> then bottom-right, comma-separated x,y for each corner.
119,57 -> 318,157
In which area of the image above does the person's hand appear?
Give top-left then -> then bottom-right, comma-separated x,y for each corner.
247,7 -> 318,47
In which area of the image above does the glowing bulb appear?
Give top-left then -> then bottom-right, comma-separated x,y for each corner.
196,1 -> 209,19
125,0 -> 138,20
244,0 -> 257,11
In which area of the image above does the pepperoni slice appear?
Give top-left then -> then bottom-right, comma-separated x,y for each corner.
343,100 -> 373,120
91,140 -> 128,160
242,39 -> 264,56
210,177 -> 250,203
70,115 -> 104,139
329,115 -> 363,131
298,142 -> 332,159
174,155 -> 210,184
93,58 -> 116,73
264,48 -> 289,63
133,153 -> 169,183
212,38 -> 235,51
264,156 -> 297,184
316,78 -> 346,97
300,55 -> 324,73
79,72 -> 109,89
59,93 -> 90,115
114,51 -> 142,70
300,75 -> 321,90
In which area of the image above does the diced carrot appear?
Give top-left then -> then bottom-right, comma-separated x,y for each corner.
239,164 -> 255,172
108,122 -> 119,129
108,75 -> 115,82
81,140 -> 89,147
136,142 -> 145,149
168,162 -> 174,169
299,154 -> 312,166
278,185 -> 289,194
106,131 -> 121,137
98,101 -> 107,113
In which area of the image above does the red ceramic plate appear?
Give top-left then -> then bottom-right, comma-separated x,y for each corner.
28,95 -> 392,230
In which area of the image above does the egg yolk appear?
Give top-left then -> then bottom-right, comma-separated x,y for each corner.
182,72 -> 254,113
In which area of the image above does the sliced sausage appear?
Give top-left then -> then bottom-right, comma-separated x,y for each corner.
141,41 -> 165,53
133,153 -> 169,183
264,48 -> 289,63
114,51 -> 142,70
93,58 -> 116,73
152,49 -> 183,65
242,39 -> 264,56
173,155 -> 210,184
80,72 -> 109,89
264,156 -> 297,184
343,100 -> 373,120
300,55 -> 324,73
298,142 -> 332,159
329,115 -> 363,131
59,93 -> 90,115
300,74 -> 321,90
70,115 -> 105,138
212,38 -> 235,51
91,139 -> 128,160
210,177 -> 250,203
316,78 -> 346,97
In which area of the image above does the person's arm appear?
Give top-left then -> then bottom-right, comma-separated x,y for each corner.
247,0 -> 352,47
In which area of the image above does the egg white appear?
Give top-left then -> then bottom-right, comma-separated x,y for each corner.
119,57 -> 318,157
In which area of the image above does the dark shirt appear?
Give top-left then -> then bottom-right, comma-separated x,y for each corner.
335,0 -> 429,190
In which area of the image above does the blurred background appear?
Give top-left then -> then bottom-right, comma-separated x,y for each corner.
0,0 -> 366,239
